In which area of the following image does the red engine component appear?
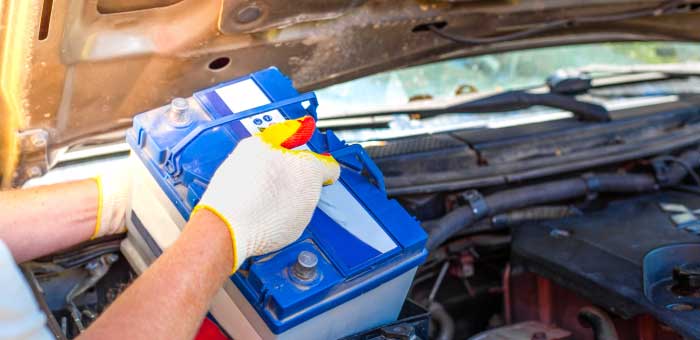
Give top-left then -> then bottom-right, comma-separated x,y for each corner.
507,271 -> 684,340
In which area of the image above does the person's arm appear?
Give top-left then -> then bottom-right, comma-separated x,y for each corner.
0,171 -> 129,263
79,116 -> 339,340
78,210 -> 232,340
0,179 -> 97,263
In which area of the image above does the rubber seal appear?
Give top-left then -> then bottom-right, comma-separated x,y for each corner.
581,173 -> 601,193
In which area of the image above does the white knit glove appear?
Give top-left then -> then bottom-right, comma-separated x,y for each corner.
193,116 -> 340,273
91,164 -> 130,239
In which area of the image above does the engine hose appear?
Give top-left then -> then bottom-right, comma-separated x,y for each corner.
425,148 -> 700,250
491,205 -> 582,227
430,302 -> 455,340
578,306 -> 620,340
656,149 -> 700,184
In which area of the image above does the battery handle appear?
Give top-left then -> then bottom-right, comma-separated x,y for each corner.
164,92 -> 319,175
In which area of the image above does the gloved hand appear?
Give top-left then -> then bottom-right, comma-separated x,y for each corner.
193,116 -> 340,273
91,164 -> 130,239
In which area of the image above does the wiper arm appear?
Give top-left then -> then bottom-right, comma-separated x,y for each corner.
448,91 -> 610,122
322,90 -> 611,123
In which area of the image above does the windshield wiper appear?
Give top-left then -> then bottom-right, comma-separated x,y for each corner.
448,91 -> 610,122
322,90 -> 611,123
320,63 -> 700,126
320,63 -> 700,127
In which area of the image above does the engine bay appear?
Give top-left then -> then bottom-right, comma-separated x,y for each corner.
5,1 -> 700,339
18,71 -> 700,340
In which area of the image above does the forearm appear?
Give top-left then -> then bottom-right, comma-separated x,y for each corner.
0,179 -> 98,262
78,210 -> 233,340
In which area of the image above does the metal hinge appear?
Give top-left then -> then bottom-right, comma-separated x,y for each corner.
13,129 -> 50,186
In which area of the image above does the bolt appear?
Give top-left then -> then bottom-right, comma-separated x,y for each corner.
293,250 -> 318,281
85,259 -> 101,272
29,134 -> 46,148
235,4 -> 262,24
106,254 -> 119,264
380,323 -> 415,339
549,228 -> 571,238
25,166 -> 42,179
168,97 -> 192,127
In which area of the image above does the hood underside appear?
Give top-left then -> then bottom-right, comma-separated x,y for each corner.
1,0 -> 700,186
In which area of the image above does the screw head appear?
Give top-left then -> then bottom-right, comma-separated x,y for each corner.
25,166 -> 42,179
106,254 -> 119,264
85,260 -> 101,271
549,228 -> 571,238
380,323 -> 415,339
30,134 -> 47,148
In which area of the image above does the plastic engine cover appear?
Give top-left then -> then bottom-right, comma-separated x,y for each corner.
124,67 -> 428,339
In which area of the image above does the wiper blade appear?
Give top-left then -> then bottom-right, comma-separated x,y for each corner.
322,90 -> 611,122
577,62 -> 700,76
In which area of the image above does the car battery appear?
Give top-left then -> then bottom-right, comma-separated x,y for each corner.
120,67 -> 428,340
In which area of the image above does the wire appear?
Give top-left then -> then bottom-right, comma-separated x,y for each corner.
428,0 -> 685,45
428,261 -> 450,304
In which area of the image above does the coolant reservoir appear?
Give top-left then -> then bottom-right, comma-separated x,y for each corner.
120,67 -> 427,340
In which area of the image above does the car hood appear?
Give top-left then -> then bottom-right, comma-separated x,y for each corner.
1,0 -> 699,186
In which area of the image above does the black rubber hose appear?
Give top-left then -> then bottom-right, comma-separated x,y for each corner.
485,178 -> 587,213
430,302 -> 455,340
595,173 -> 658,192
425,206 -> 476,250
491,205 -> 581,227
425,147 -> 700,250
578,306 -> 620,340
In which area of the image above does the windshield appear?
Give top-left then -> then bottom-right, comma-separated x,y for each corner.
315,42 -> 700,141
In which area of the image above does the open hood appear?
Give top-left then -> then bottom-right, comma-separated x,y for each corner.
1,0 -> 699,186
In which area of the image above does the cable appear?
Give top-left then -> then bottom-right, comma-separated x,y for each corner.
428,0 -> 684,45
428,20 -> 568,45
428,261 -> 450,304
425,148 -> 700,250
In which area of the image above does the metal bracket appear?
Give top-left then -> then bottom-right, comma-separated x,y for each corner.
460,190 -> 490,220
13,129 -> 50,186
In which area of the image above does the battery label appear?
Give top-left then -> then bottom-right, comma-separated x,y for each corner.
214,79 -> 285,134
